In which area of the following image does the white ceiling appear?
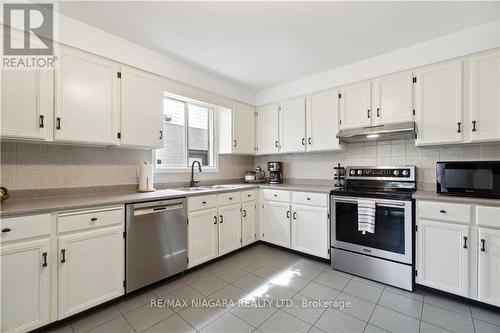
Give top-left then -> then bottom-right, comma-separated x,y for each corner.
58,1 -> 499,92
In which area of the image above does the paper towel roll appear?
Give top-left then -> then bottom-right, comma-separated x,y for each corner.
138,162 -> 154,191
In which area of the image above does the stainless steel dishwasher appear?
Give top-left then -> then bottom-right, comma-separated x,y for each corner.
125,198 -> 187,293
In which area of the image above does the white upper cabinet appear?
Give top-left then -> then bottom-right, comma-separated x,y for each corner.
372,72 -> 414,125
469,49 -> 500,143
1,69 -> 53,141
415,60 -> 463,146
280,97 -> 306,153
233,102 -> 256,154
339,81 -> 371,129
120,66 -> 162,148
256,104 -> 280,154
306,89 -> 341,152
55,45 -> 120,145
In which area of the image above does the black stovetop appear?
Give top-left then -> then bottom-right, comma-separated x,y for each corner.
330,186 -> 416,201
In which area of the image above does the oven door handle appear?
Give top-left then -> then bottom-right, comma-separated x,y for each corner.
332,197 -> 407,207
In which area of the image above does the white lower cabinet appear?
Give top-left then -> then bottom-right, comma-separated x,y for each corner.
416,219 -> 469,297
1,238 -> 51,333
291,204 -> 329,259
218,204 -> 242,255
187,208 -> 218,268
262,201 -> 291,248
478,227 -> 500,307
58,224 -> 124,319
241,201 -> 257,246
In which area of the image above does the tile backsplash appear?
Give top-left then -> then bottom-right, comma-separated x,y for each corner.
255,140 -> 500,187
0,142 -> 254,190
2,140 -> 499,190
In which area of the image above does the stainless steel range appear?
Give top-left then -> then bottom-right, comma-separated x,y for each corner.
330,166 -> 416,291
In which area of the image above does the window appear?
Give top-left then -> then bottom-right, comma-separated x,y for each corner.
155,93 -> 216,171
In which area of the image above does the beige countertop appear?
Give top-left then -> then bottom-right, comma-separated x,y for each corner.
413,190 -> 500,207
0,182 -> 334,218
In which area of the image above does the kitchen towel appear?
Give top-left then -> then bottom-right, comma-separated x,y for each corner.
358,199 -> 376,234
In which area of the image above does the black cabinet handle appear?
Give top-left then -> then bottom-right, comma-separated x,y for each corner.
463,236 -> 468,249
247,194 -> 251,197
233,140 -> 237,147
220,215 -> 223,223
286,210 -> 290,219
202,201 -> 207,204
308,137 -> 312,145
61,249 -> 66,263
367,109 -> 371,118
481,239 -> 486,252
56,117 -> 61,130
229,197 -> 233,200
302,138 -> 305,145
42,252 -> 48,267
273,194 -> 278,197
376,108 -> 380,117
306,197 -> 311,201
213,216 -> 217,225
457,122 -> 461,133
2,228 -> 11,233
243,210 -> 247,218
472,121 -> 477,132
39,115 -> 45,128
439,210 -> 446,214
275,141 -> 279,147
293,212 -> 297,220
159,130 -> 163,140
90,217 -> 98,222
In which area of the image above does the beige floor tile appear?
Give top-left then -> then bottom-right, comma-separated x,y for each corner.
123,303 -> 175,332
71,306 -> 122,333
143,314 -> 196,333
85,317 -> 134,333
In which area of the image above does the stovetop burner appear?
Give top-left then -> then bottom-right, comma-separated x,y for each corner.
330,166 -> 417,200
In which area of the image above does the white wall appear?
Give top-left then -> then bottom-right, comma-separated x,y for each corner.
56,13 -> 255,106
256,20 -> 500,105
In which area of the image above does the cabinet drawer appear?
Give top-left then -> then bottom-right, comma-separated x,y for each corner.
58,206 -> 123,234
262,189 -> 290,203
1,214 -> 51,243
218,192 -> 241,206
418,201 -> 471,224
188,194 -> 217,211
241,190 -> 257,202
476,206 -> 500,228
292,192 -> 327,207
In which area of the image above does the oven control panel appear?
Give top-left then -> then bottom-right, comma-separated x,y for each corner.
347,166 -> 415,180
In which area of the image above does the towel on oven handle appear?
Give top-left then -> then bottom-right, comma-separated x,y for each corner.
358,199 -> 376,234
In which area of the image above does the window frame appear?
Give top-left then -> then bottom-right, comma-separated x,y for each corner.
154,92 -> 218,173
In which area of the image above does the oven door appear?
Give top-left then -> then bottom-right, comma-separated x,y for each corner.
330,195 -> 412,264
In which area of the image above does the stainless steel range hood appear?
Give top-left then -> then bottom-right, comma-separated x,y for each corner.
336,121 -> 416,143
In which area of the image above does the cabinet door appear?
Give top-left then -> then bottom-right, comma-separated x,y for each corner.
306,89 -> 341,152
233,102 -> 256,154
256,104 -> 279,154
469,49 -> 500,143
262,201 -> 291,248
280,97 -> 306,153
219,204 -> 242,255
120,66 -> 162,148
1,238 -> 50,333
58,226 -> 124,319
416,220 -> 469,297
478,227 -> 500,307
415,60 -> 463,146
188,208 -> 218,268
242,201 -> 257,246
1,69 -> 53,141
291,205 -> 329,259
372,72 -> 413,125
339,81 -> 371,129
55,45 -> 120,145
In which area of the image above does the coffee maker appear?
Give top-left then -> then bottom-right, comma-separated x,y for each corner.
267,161 -> 283,184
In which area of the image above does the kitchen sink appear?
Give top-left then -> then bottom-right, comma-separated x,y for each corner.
173,187 -> 207,192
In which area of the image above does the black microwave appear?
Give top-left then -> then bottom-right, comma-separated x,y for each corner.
436,161 -> 500,199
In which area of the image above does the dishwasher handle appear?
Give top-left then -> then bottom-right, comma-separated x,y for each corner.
133,203 -> 184,216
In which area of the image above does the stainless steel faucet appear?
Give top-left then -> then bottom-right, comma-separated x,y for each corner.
190,161 -> 202,187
